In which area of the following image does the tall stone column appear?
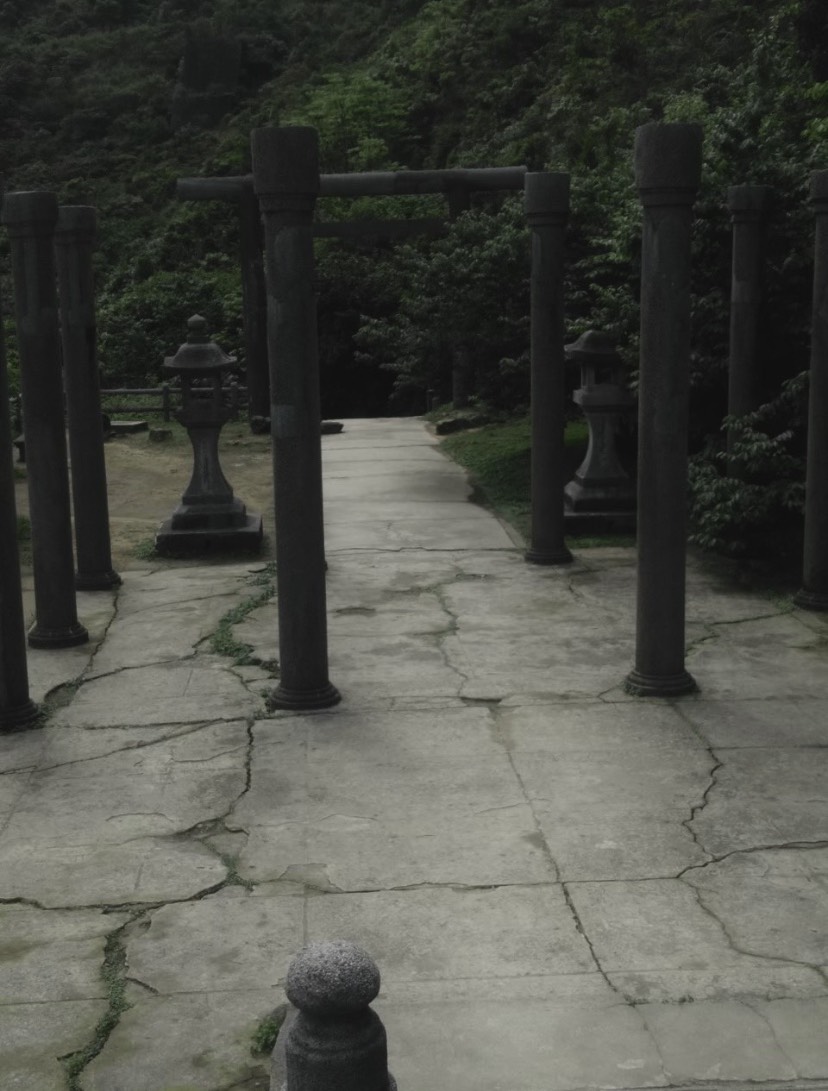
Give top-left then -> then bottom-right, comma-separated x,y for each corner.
524,172 -> 573,565
251,127 -> 340,709
726,184 -> 773,454
448,185 -> 473,409
0,277 -> 39,729
624,124 -> 702,697
2,192 -> 88,649
54,205 -> 121,591
239,186 -> 271,430
795,171 -> 828,611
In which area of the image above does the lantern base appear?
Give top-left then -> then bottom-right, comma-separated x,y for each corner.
155,512 -> 263,556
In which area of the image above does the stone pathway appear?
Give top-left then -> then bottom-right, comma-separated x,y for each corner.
2,417 -> 827,1091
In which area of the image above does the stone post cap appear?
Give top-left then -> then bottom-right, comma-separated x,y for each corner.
524,172 -> 570,217
2,190 -> 59,231
251,126 -> 320,198
726,184 -> 774,215
286,941 -> 381,1016
634,123 -> 702,198
55,205 -> 97,240
810,169 -> 828,206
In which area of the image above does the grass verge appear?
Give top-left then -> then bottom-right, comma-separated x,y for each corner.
439,415 -> 590,542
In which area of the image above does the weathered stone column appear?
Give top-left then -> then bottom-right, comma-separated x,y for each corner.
795,170 -> 828,611
524,172 -> 573,565
54,205 -> 121,591
251,127 -> 340,709
2,192 -> 88,649
275,942 -> 396,1091
0,279 -> 39,729
726,184 -> 773,454
239,186 -> 271,430
624,124 -> 702,697
447,185 -> 473,409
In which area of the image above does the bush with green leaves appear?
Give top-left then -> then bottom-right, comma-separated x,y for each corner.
688,372 -> 808,559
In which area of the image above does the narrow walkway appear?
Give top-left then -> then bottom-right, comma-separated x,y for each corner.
2,417 -> 827,1091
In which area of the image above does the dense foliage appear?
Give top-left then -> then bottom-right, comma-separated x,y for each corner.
1,0 -> 827,555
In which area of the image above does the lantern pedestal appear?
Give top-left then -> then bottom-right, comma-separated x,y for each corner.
155,316 -> 263,555
562,330 -> 637,534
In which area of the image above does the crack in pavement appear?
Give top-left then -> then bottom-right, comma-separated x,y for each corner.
676,839 -> 828,879
682,881 -> 828,981
743,997 -> 801,1076
561,880 -> 630,1002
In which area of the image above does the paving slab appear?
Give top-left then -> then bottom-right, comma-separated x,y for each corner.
3,416 -> 828,1091
2,999 -> 107,1091
0,905 -> 128,1003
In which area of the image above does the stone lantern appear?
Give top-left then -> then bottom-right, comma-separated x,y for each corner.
155,315 -> 262,553
564,330 -> 636,512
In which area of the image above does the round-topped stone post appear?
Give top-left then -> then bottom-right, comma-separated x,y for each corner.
2,191 -> 88,649
251,126 -> 340,710
0,277 -> 39,730
726,185 -> 773,456
795,170 -> 828,611
277,941 -> 396,1091
54,205 -> 121,590
624,123 -> 702,697
524,171 -> 573,565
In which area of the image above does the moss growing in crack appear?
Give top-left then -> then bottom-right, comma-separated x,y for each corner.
63,930 -> 132,1090
220,852 -> 256,892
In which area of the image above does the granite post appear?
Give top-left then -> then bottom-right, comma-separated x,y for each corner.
2,192 -> 88,648
0,272 -> 39,729
524,172 -> 573,565
625,124 -> 702,697
239,185 -> 271,430
447,185 -> 473,409
726,184 -> 773,454
275,942 -> 396,1091
54,205 -> 121,590
795,170 -> 828,611
251,126 -> 340,709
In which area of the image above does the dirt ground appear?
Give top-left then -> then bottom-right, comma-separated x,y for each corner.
14,420 -> 278,571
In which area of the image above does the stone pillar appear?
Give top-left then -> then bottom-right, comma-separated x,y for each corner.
2,192 -> 88,649
239,186 -> 271,430
251,127 -> 340,709
726,184 -> 773,454
276,942 -> 396,1091
624,124 -> 702,697
448,186 -> 473,409
795,170 -> 828,611
524,172 -> 573,565
0,278 -> 39,730
54,205 -> 121,591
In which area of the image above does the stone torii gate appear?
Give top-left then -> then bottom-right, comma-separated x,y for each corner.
231,126 -> 570,710
176,165 -> 527,425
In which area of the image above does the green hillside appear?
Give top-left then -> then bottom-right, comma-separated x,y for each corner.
1,0 -> 827,552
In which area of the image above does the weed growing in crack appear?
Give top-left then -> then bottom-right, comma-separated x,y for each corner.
62,929 -> 132,1089
209,566 -> 277,668
251,1004 -> 288,1055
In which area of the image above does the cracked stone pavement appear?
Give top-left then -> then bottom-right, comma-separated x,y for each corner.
2,416 -> 828,1091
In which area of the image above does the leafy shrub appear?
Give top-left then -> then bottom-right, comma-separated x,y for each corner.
688,372 -> 808,558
